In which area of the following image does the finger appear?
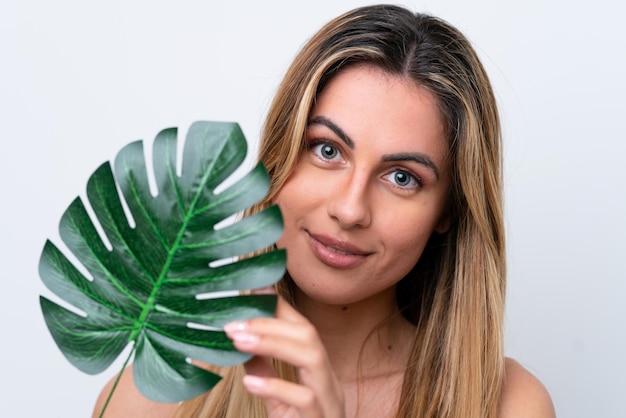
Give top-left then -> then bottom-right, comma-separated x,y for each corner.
242,375 -> 325,418
223,296 -> 312,342
229,328 -> 322,368
228,326 -> 342,412
225,319 -> 324,369
225,314 -> 311,340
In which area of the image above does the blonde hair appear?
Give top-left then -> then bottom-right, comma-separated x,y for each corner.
176,4 -> 505,417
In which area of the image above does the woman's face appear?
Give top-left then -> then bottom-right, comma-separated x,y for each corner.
274,65 -> 451,307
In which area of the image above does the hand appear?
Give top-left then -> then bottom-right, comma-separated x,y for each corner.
224,294 -> 345,418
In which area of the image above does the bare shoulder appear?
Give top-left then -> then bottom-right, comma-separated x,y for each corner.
92,365 -> 178,418
498,357 -> 556,418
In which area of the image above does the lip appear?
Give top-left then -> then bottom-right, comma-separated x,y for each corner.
307,231 -> 372,269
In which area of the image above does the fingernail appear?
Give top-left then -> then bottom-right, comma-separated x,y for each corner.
230,332 -> 259,346
223,321 -> 247,333
243,375 -> 265,391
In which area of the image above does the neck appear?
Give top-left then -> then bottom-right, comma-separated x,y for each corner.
293,286 -> 415,383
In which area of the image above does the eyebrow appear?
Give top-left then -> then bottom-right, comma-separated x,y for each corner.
308,115 -> 440,180
382,153 -> 440,180
308,116 -> 354,148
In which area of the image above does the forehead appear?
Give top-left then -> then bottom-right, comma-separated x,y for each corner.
310,65 -> 448,162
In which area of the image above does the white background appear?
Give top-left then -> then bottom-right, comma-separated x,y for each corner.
1,0 -> 624,417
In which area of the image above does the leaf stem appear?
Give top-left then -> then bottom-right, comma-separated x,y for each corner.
98,343 -> 137,418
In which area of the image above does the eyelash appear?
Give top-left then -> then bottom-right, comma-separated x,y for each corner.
306,138 -> 423,191
307,139 -> 344,162
383,169 -> 423,190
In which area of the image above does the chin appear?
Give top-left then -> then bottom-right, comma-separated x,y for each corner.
291,275 -> 396,308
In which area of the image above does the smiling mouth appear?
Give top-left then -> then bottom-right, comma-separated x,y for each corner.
323,245 -> 353,256
307,232 -> 371,268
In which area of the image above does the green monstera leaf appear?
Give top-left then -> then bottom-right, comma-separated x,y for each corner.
39,121 -> 285,407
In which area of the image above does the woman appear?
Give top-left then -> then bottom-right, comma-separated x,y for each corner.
94,4 -> 555,417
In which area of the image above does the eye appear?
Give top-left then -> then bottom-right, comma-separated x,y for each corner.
383,169 -> 422,190
308,141 -> 342,161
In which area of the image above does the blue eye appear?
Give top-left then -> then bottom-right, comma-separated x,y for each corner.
394,171 -> 412,186
385,169 -> 421,189
311,142 -> 340,160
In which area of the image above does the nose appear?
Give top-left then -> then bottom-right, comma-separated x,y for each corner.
326,171 -> 372,229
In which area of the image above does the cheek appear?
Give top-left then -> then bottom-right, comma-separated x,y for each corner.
272,189 -> 294,248
386,227 -> 429,268
272,172 -> 310,246
272,166 -> 300,214
273,165 -> 324,216
376,206 -> 441,272
274,178 -> 303,218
